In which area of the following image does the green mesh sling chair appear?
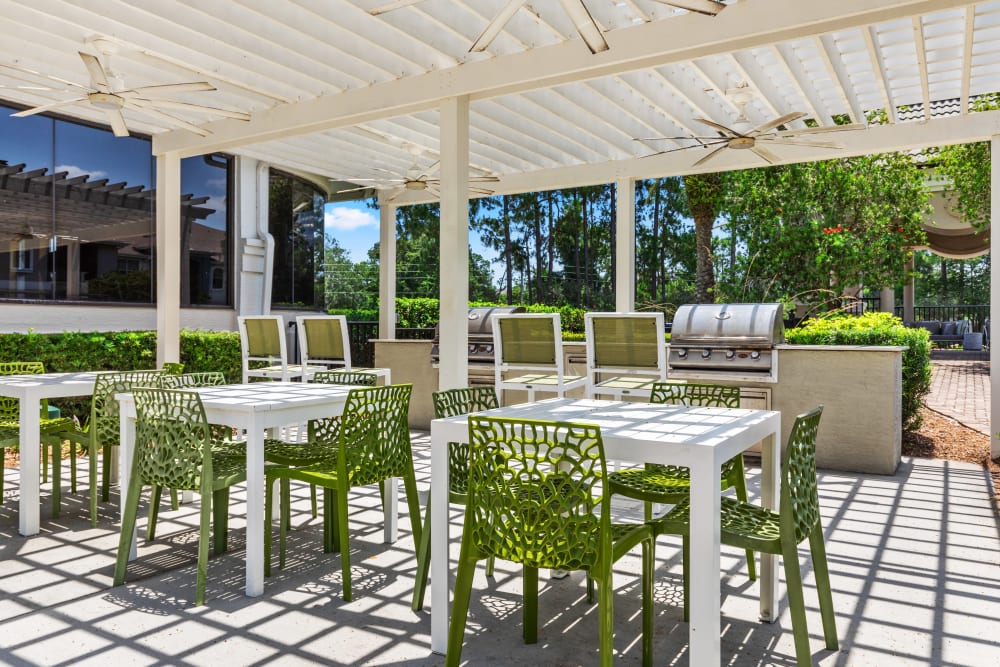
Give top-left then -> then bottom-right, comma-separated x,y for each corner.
607,381 -> 757,581
584,312 -> 667,399
113,388 -> 247,606
148,371 -> 238,536
447,416 -> 654,667
264,384 -> 421,602
655,406 -> 837,667
58,369 -> 164,526
0,362 -> 77,518
297,315 -> 351,378
238,315 -> 307,383
412,386 -> 499,611
264,369 -> 378,521
493,313 -> 587,404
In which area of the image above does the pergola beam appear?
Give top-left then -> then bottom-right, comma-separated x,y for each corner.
153,0 -> 977,156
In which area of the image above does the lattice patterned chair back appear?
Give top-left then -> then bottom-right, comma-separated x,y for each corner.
433,386 -> 498,499
91,370 -> 165,449
782,405 -> 824,544
0,361 -> 45,423
649,381 -> 741,408
334,384 -> 413,487
132,388 -> 212,491
466,416 -> 610,571
160,372 -> 226,389
312,370 -> 376,386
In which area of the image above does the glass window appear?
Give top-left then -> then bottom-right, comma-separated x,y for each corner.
269,170 -> 326,310
0,101 -> 232,305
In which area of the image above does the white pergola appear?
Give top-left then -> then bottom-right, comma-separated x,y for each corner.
2,1 -> 999,459
2,1 -> 1000,660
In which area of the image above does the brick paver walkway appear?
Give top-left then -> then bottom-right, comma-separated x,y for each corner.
927,359 -> 991,434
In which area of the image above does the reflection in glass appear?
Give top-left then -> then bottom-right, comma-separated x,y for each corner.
270,170 -> 326,310
0,101 -> 231,305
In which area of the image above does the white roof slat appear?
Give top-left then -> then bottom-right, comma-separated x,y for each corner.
472,99 -> 573,168
611,70 -> 706,141
522,87 -> 639,160
482,93 -> 612,163
772,43 -> 831,125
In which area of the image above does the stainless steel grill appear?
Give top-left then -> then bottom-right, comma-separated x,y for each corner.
430,306 -> 526,367
668,303 -> 784,376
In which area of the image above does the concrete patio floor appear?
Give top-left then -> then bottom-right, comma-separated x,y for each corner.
1,433 -> 998,666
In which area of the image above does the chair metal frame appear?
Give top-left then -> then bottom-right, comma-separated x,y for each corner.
238,315 -> 306,383
492,312 -> 587,404
584,312 -> 666,399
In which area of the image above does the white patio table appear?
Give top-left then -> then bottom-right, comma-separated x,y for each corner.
429,397 -> 781,666
118,381 -> 401,596
0,371 -> 101,536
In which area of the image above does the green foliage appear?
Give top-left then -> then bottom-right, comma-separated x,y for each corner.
178,330 -> 242,384
931,93 -> 998,230
720,154 -> 929,307
913,250 -> 991,306
785,312 -> 931,430
87,270 -> 154,302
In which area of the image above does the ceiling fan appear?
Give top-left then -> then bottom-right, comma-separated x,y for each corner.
637,90 -> 865,166
0,45 -> 250,137
369,0 -> 726,54
335,154 -> 500,202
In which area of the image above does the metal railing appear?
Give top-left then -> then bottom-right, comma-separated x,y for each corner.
345,323 -> 436,368
894,305 -> 990,332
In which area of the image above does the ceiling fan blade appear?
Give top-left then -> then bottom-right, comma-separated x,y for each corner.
758,137 -> 844,149
386,187 -> 406,202
122,101 -> 211,136
774,123 -> 866,137
0,62 -> 92,91
750,145 -> 781,164
123,82 -> 217,97
750,111 -> 807,136
368,0 -> 426,16
652,0 -> 727,16
469,186 -> 497,195
469,175 -> 501,182
124,97 -> 250,120
558,0 -> 609,54
470,0 -> 527,52
415,160 -> 440,180
10,97 -> 88,117
79,52 -> 110,91
695,117 -> 741,137
332,185 -> 375,195
0,84 -> 62,91
692,144 -> 728,167
341,177 -> 405,183
105,109 -> 129,137
373,166 -> 403,177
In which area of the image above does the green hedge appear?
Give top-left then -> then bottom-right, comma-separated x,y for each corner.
332,298 -> 591,333
784,312 -> 931,430
0,329 -> 242,420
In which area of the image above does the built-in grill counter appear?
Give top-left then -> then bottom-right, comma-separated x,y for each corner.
430,306 -> 525,385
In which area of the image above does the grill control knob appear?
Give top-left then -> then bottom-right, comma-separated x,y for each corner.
750,350 -> 761,360
676,348 -> 687,358
725,350 -> 735,360
701,349 -> 712,359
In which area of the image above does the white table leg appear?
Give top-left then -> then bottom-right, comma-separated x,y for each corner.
18,396 -> 41,536
383,477 -> 399,543
759,429 -> 780,622
430,423 -> 450,654
688,453 -> 722,666
119,407 -> 138,561
245,414 -> 265,597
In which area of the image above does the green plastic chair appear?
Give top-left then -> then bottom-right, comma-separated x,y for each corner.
113,388 -> 247,606
0,362 -> 77,518
58,369 -> 164,526
607,381 -> 756,580
148,371 -> 236,533
264,384 -> 421,602
311,370 -> 378,386
447,416 -> 654,667
655,406 -> 836,667
160,362 -> 185,375
412,386 -> 499,611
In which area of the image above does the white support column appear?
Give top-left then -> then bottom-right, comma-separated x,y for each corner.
990,136 -> 999,459
156,152 -> 182,366
880,286 -> 895,313
615,178 -> 636,312
903,256 -> 915,323
438,98 -> 471,392
379,194 -> 397,340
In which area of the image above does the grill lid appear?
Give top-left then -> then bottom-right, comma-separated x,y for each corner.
670,303 -> 784,347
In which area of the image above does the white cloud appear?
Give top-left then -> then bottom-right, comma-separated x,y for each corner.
55,164 -> 107,181
325,206 -> 378,232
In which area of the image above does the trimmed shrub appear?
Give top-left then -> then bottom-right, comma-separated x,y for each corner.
785,312 -> 931,430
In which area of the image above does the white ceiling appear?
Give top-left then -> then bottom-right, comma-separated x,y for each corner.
1,0 -> 999,200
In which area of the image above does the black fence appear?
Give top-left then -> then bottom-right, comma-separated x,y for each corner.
894,305 -> 990,332
345,322 -> 435,368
